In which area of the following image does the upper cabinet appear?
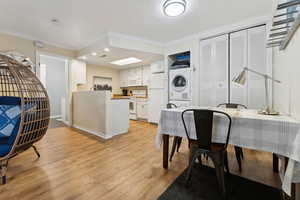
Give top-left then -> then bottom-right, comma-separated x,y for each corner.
120,70 -> 128,87
71,60 -> 87,85
150,61 -> 164,74
142,66 -> 150,86
120,65 -> 151,87
128,67 -> 142,86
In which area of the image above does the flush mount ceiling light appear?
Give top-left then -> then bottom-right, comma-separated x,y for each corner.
91,52 -> 97,56
104,48 -> 110,52
79,56 -> 87,60
110,57 -> 142,66
163,0 -> 186,17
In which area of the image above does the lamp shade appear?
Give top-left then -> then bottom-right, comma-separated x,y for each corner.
232,69 -> 247,85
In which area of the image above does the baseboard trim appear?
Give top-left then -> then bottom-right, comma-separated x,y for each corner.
72,125 -> 112,140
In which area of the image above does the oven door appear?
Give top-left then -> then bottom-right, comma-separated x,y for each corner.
129,100 -> 136,114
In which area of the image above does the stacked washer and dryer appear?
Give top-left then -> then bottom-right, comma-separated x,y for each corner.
168,52 -> 191,108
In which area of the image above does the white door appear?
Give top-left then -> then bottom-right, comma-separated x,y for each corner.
230,30 -> 248,106
199,34 -> 229,107
247,26 -> 267,109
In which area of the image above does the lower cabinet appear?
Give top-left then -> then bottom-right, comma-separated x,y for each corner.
137,101 -> 148,120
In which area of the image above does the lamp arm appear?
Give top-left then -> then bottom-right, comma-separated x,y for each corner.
244,67 -> 281,83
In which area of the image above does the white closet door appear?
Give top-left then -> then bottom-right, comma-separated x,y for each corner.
230,30 -> 248,106
199,35 -> 228,107
247,26 -> 267,109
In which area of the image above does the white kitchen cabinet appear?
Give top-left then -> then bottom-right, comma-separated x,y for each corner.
151,61 -> 164,74
149,72 -> 164,89
128,67 -> 142,86
71,60 -> 87,85
142,66 -> 150,86
199,34 -> 229,107
120,69 -> 128,87
137,100 -> 148,119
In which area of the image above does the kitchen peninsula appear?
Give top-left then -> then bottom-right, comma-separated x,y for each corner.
72,91 -> 130,139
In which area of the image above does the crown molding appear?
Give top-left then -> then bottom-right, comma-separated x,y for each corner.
0,30 -> 79,50
165,14 -> 272,46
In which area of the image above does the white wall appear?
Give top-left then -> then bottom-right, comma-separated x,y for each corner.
40,55 -> 67,117
164,16 -> 271,106
273,28 -> 300,119
77,64 -> 121,94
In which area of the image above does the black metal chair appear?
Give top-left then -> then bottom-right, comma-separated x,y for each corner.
217,103 -> 246,172
167,103 -> 183,162
183,109 -> 232,199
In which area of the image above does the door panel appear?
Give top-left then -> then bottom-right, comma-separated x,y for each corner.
230,30 -> 248,106
199,35 -> 228,107
247,26 -> 267,109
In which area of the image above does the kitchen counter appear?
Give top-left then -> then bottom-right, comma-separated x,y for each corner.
111,97 -> 131,100
73,91 -> 129,139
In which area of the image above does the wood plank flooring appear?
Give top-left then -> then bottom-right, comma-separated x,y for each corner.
0,120 -> 280,200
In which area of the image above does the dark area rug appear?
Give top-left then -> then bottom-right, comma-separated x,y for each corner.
158,165 -> 281,200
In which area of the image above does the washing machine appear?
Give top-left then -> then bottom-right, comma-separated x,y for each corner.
169,68 -> 191,101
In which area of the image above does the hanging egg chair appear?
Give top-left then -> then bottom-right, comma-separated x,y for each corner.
0,53 -> 50,184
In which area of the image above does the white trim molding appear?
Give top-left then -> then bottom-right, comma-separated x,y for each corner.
72,124 -> 113,140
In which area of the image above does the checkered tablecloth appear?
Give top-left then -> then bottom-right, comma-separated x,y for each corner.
156,107 -> 300,196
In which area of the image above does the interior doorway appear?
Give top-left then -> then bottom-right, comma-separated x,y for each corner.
37,53 -> 70,125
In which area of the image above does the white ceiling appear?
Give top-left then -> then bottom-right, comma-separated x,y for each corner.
82,46 -> 163,69
0,0 -> 274,50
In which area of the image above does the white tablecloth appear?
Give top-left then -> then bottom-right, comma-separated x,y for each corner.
156,107 -> 300,195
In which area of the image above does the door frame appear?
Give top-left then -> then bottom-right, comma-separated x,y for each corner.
36,50 -> 71,125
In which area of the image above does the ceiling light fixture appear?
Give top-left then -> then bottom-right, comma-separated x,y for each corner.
110,57 -> 142,66
104,48 -> 110,52
91,52 -> 97,56
80,56 -> 87,60
163,0 -> 186,17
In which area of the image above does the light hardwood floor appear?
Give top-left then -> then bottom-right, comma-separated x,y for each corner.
0,120 -> 280,200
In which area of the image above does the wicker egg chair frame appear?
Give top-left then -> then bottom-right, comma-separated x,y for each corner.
0,54 -> 50,184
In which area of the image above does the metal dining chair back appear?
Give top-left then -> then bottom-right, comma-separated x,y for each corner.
182,109 -> 232,151
182,109 -> 232,199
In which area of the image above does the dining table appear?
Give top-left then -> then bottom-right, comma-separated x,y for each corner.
155,106 -> 300,198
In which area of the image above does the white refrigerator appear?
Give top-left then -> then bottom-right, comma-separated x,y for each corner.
148,72 -> 166,124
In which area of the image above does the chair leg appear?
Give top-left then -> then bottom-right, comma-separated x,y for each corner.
273,153 -> 279,173
169,137 -> 178,162
224,151 -> 230,174
0,160 -> 8,185
176,138 -> 182,152
32,145 -> 41,158
234,146 -> 242,172
185,152 -> 200,186
240,148 -> 244,159
211,152 -> 227,199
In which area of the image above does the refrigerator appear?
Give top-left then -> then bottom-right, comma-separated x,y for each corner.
148,72 -> 166,124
